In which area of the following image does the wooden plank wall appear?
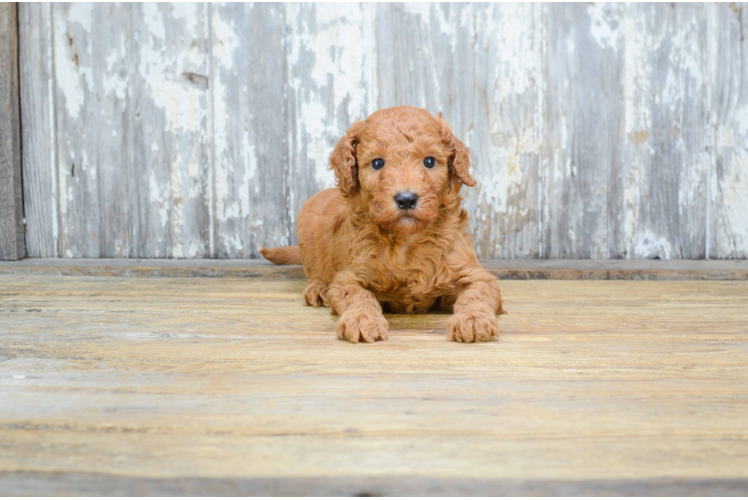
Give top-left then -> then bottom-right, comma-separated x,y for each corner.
0,3 -> 26,260
17,3 -> 748,259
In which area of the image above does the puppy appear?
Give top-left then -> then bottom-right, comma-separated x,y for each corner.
262,106 -> 504,343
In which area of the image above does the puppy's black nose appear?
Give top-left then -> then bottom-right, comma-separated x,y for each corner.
394,191 -> 419,210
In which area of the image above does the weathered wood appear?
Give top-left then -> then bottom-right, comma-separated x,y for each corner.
0,258 -> 306,280
543,4 -> 624,258
211,3 -> 289,258
18,3 -> 57,258
92,3 -> 136,259
51,3 -> 103,257
376,4 -> 543,258
49,4 -> 212,258
3,473 -> 748,497
16,2 -> 748,259
620,4 -> 711,259
0,2 -> 25,261
130,3 -> 212,258
2,258 -> 748,280
1,275 -> 748,495
284,4 -> 377,249
709,3 -> 748,259
544,4 -> 712,259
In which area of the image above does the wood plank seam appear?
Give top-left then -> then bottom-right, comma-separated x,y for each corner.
18,3 -> 61,258
0,2 -> 26,261
206,3 -> 216,258
1,258 -> 747,280
49,2 -> 61,259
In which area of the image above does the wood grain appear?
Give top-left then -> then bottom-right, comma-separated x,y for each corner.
52,3 -> 104,258
620,4 -> 711,259
1,275 -> 747,495
543,4 -> 624,259
376,4 -> 543,259
211,3 -> 289,258
285,4 -> 377,247
46,4 -> 212,258
709,3 -> 748,259
3,473 -> 748,496
16,2 -> 748,259
131,3 -> 212,259
0,2 -> 25,261
18,4 -> 57,258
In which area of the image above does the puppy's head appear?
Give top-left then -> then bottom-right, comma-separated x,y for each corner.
329,106 -> 475,236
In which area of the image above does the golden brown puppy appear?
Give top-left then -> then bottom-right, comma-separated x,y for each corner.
262,106 -> 504,343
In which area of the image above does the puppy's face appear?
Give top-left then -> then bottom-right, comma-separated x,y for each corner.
329,106 -> 475,236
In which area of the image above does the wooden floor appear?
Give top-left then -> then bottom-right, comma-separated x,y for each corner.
1,271 -> 748,495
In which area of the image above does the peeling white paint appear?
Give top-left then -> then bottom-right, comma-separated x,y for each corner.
286,3 -> 375,190
622,6 -> 650,258
717,126 -> 741,149
635,231 -> 674,260
101,49 -> 127,101
402,3 -> 431,20
138,3 -> 205,133
141,3 -> 166,41
715,149 -> 748,252
172,244 -> 184,259
170,149 -> 185,244
623,10 -> 653,136
211,9 -> 239,67
453,3 -> 544,258
45,3 -> 63,257
493,3 -> 537,100
22,2 -> 748,259
239,135 -> 257,217
224,202 -> 240,221
54,16 -> 85,120
211,7 -> 240,227
588,3 -> 622,51
149,170 -> 168,228
486,126 -> 539,218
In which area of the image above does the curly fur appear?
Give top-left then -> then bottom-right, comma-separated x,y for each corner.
263,106 -> 504,343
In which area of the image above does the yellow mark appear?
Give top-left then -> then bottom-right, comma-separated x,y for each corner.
507,156 -> 517,175
174,197 -> 182,206
630,131 -> 648,145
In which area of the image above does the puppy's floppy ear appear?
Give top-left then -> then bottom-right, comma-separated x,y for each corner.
329,120 -> 365,196
439,114 -> 476,188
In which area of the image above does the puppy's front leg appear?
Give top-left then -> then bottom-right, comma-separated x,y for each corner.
447,270 -> 503,343
327,271 -> 388,343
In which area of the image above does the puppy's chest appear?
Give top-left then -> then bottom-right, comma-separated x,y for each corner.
367,246 -> 455,313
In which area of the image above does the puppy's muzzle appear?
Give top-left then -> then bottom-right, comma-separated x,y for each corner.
394,191 -> 419,210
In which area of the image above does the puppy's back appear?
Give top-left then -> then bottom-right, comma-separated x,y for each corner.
297,188 -> 349,281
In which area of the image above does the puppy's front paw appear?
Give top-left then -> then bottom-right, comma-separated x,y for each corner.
336,308 -> 389,343
303,280 -> 328,307
446,307 -> 499,343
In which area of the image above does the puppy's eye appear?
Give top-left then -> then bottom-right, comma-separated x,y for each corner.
423,157 -> 436,169
371,158 -> 385,170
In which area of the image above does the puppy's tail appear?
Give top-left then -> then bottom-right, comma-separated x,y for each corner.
260,245 -> 302,265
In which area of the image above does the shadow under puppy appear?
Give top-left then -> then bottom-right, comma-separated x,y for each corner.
262,106 -> 504,343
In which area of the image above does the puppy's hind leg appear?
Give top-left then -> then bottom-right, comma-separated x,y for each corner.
303,280 -> 329,308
